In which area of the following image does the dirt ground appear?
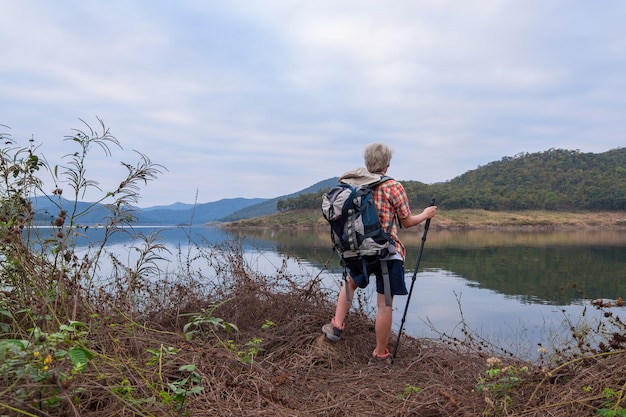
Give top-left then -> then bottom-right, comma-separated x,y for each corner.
74,275 -> 625,417
5,236 -> 625,416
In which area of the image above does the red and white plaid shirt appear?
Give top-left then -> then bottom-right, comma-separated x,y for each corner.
373,180 -> 411,259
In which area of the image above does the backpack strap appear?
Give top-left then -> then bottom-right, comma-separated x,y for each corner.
342,263 -> 353,303
346,207 -> 358,251
381,260 -> 392,307
370,174 -> 392,189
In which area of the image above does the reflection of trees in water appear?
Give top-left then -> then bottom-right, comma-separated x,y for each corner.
242,229 -> 626,306
423,246 -> 624,305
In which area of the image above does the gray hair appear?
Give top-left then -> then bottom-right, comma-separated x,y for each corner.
363,143 -> 393,173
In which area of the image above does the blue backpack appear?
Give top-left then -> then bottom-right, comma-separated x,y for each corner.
322,172 -> 398,306
321,176 -> 395,260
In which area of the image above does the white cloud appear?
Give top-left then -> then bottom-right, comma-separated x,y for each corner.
1,0 -> 625,206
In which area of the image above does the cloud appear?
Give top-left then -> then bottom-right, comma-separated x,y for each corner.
1,0 -> 625,206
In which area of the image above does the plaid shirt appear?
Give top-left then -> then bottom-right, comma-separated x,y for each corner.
373,179 -> 411,259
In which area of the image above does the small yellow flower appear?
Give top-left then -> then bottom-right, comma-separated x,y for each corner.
44,354 -> 53,365
43,365 -> 49,371
33,351 -> 40,358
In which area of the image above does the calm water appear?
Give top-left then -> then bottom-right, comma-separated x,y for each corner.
67,225 -> 626,360
234,227 -> 626,359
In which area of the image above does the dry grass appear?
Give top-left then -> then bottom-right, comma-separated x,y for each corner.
225,209 -> 626,231
3,239 -> 626,416
433,209 -> 626,230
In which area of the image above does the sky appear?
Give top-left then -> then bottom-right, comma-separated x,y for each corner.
1,1 -> 625,207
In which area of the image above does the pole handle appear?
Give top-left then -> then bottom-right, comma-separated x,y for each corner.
423,198 -> 436,233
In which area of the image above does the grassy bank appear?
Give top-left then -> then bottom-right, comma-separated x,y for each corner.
224,208 -> 626,229
4,232 -> 626,416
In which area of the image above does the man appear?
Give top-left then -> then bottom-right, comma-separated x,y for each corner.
322,143 -> 437,364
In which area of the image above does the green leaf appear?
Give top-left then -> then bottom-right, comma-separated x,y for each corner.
179,364 -> 196,372
159,390 -> 172,404
189,386 -> 204,394
68,347 -> 93,369
0,339 -> 29,352
67,320 -> 88,329
55,349 -> 68,359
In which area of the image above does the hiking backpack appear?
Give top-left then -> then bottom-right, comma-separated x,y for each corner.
321,175 -> 395,263
321,171 -> 398,306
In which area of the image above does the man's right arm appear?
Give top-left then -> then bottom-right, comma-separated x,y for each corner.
399,206 -> 437,228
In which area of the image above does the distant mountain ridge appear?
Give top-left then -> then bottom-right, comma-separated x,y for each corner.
220,177 -> 338,221
138,198 -> 269,224
29,147 -> 626,226
223,147 -> 626,213
31,197 -> 269,226
29,178 -> 338,226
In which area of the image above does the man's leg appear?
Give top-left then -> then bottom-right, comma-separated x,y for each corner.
323,275 -> 357,342
374,292 -> 393,356
373,259 -> 406,357
334,275 -> 357,327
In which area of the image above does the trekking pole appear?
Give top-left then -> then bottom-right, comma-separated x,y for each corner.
391,198 -> 435,364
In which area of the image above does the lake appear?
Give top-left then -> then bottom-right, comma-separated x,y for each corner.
69,225 -> 626,361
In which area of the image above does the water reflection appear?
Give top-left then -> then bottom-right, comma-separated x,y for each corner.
236,228 -> 626,305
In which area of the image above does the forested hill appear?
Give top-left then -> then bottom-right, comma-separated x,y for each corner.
279,148 -> 626,211
439,148 -> 626,210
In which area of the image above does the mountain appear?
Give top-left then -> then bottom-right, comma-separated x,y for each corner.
29,148 -> 625,227
220,177 -> 338,221
431,147 -> 626,210
30,196 -> 268,226
30,197 -> 114,224
256,147 -> 626,213
30,178 -> 337,226
142,202 -> 195,211
138,198 -> 268,224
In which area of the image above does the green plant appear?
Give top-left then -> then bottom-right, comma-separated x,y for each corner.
476,356 -> 528,415
145,344 -> 179,366
161,364 -> 204,411
596,387 -> 626,416
237,337 -> 264,364
262,319 -> 276,329
229,320 -> 276,364
0,119 -> 165,413
0,320 -> 93,411
221,322 -> 269,365
397,383 -> 423,399
1,119 -> 164,326
181,300 -> 238,343
144,345 -> 203,413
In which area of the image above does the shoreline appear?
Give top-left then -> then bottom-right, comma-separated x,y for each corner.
222,209 -> 626,230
